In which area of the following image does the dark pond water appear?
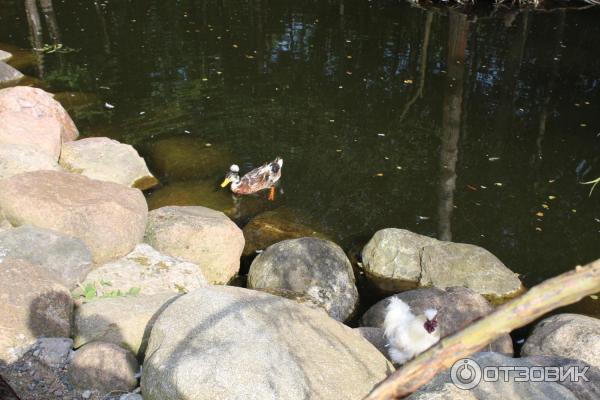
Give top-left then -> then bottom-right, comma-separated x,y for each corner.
1,1 -> 599,314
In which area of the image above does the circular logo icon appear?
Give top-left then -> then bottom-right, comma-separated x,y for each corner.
451,358 -> 482,390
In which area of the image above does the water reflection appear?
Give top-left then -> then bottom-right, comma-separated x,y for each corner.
0,1 -> 599,289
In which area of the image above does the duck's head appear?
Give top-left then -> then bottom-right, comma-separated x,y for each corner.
423,309 -> 439,334
221,164 -> 240,188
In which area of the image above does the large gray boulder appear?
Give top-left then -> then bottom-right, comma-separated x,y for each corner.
248,237 -> 359,321
0,170 -> 148,263
362,229 -> 437,292
0,225 -> 93,289
0,86 -> 78,141
68,341 -> 139,393
60,137 -> 158,190
522,314 -> 600,369
0,143 -> 61,180
0,258 -> 72,362
361,229 -> 523,302
142,286 -> 392,400
144,206 -> 244,284
0,111 -> 62,159
0,62 -> 23,86
83,243 -> 207,296
360,287 -> 513,355
408,352 -> 599,400
419,242 -> 523,302
73,292 -> 179,358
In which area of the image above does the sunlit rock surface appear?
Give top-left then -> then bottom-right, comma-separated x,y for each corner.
0,225 -> 93,289
0,143 -> 62,179
144,206 -> 244,284
0,170 -> 147,263
0,111 -> 63,159
361,228 -> 523,302
83,243 -> 207,296
60,137 -> 158,190
142,286 -> 392,400
0,86 -> 79,141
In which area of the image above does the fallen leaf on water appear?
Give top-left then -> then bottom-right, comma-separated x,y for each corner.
535,227 -> 542,232
375,173 -> 384,177
572,209 -> 577,213
590,295 -> 599,300
205,143 -> 212,147
488,157 -> 500,162
580,123 -> 588,127
494,182 -> 503,187
467,185 -> 477,191
336,149 -> 342,153
536,212 -> 544,217
232,44 -> 239,48
542,204 -> 550,209
480,185 -> 487,189
403,79 -> 413,84
548,195 -> 556,200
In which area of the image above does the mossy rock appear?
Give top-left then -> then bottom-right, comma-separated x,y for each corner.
142,136 -> 234,180
242,207 -> 330,256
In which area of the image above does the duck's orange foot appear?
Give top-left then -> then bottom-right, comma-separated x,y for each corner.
268,186 -> 276,201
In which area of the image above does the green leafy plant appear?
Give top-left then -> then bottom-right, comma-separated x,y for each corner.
73,280 -> 141,302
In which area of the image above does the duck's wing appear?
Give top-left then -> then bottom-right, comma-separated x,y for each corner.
239,162 -> 276,190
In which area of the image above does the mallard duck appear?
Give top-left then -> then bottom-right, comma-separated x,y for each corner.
220,157 -> 283,200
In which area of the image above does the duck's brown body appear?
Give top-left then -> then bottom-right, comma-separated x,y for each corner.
221,157 -> 283,200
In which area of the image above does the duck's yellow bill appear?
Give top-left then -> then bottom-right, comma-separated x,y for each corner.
220,178 -> 231,188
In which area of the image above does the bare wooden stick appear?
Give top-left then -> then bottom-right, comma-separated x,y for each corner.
364,259 -> 600,400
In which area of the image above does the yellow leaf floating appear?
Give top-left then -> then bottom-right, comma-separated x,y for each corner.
403,79 -> 413,84
535,227 -> 542,232
536,212 -> 544,217
548,195 -> 556,200
542,204 -> 549,209
375,173 -> 384,177
590,295 -> 599,300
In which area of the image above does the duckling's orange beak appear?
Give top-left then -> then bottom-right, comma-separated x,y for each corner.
220,178 -> 231,188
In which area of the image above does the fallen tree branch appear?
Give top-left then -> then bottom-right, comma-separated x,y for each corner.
364,258 -> 600,400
